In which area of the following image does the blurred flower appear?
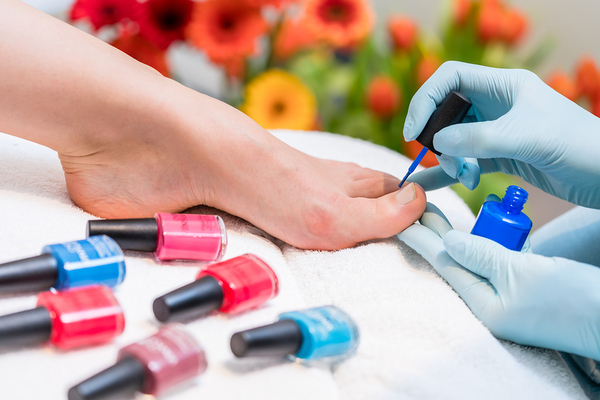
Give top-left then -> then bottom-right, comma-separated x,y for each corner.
244,0 -> 291,8
186,0 -> 268,64
366,75 -> 401,119
576,56 -> 600,101
302,0 -> 374,48
134,0 -> 194,49
417,54 -> 441,87
452,0 -> 472,27
502,8 -> 527,44
404,140 -> 439,167
243,70 -> 317,130
275,18 -> 316,60
222,57 -> 246,81
388,16 -> 418,52
70,0 -> 136,31
477,0 -> 528,45
547,70 -> 578,102
111,28 -> 169,77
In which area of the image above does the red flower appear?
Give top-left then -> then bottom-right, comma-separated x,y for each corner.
70,0 -> 137,31
477,0 -> 528,45
576,57 -> 600,102
302,0 -> 374,48
388,16 -> 418,52
502,8 -> 527,44
111,28 -> 170,77
186,0 -> 268,64
366,75 -> 401,119
453,0 -> 472,27
134,0 -> 194,49
275,18 -> 316,60
417,54 -> 441,87
244,0 -> 291,8
547,70 -> 578,102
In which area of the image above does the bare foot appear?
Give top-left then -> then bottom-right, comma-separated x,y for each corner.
59,79 -> 426,250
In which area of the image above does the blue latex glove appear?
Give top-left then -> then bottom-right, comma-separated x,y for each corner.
398,205 -> 600,360
404,61 -> 600,209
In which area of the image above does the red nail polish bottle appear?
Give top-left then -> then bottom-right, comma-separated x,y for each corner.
68,325 -> 207,400
0,285 -> 125,350
152,254 -> 279,322
87,213 -> 227,261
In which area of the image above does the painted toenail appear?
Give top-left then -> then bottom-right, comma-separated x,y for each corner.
396,182 -> 416,205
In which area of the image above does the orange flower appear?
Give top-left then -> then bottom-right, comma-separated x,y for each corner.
417,54 -> 441,87
404,140 -> 439,167
477,0 -> 528,45
477,0 -> 504,42
366,75 -> 401,119
547,70 -> 578,102
222,57 -> 246,81
244,0 -> 291,7
186,0 -> 268,64
388,16 -> 418,52
275,18 -> 316,60
302,0 -> 374,48
576,56 -> 600,102
453,0 -> 472,27
111,29 -> 169,77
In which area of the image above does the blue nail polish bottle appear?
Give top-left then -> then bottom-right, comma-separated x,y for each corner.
0,235 -> 126,293
471,185 -> 533,251
230,306 -> 360,360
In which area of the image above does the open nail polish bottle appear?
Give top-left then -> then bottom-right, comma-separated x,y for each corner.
0,285 -> 124,350
68,325 -> 206,400
471,185 -> 533,251
87,213 -> 227,262
153,254 -> 279,322
230,306 -> 359,360
0,235 -> 125,294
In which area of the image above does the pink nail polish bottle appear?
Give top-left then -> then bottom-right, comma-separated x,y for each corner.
153,254 -> 279,322
68,325 -> 207,400
0,285 -> 125,350
87,213 -> 227,262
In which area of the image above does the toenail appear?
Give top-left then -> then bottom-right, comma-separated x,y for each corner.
396,182 -> 416,205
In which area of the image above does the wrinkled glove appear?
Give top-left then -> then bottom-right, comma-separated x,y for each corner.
397,204 -> 600,360
404,61 -> 600,209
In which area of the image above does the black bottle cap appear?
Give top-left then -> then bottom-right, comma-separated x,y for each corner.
153,275 -> 224,322
68,356 -> 146,400
0,253 -> 58,293
0,306 -> 52,347
86,218 -> 159,252
416,91 -> 472,156
231,319 -> 303,357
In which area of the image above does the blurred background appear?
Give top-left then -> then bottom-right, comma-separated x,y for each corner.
23,0 -> 600,228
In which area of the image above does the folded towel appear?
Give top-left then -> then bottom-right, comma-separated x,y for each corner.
0,130 -> 586,399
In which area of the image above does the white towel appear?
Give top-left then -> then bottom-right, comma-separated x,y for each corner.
0,129 -> 586,400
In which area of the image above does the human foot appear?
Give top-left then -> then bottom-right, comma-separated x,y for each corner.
59,80 -> 426,250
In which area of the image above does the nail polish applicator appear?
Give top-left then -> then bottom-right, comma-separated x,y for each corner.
398,91 -> 472,187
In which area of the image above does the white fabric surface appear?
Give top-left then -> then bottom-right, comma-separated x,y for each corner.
0,129 -> 587,400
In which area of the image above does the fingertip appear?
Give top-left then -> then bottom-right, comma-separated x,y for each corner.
457,160 -> 481,190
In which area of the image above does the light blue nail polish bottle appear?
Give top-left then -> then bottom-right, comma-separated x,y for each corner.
471,185 -> 533,251
231,306 -> 360,360
0,235 -> 126,293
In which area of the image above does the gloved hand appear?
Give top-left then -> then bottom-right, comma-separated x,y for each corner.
404,61 -> 600,209
398,203 -> 600,360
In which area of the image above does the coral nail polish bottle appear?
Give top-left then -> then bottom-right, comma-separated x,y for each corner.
153,254 -> 279,322
0,235 -> 125,294
87,213 -> 227,262
0,285 -> 124,349
68,325 -> 207,400
471,185 -> 533,251
231,306 -> 359,360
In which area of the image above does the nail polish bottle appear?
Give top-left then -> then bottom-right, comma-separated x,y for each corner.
87,213 -> 227,262
0,235 -> 125,294
471,185 -> 533,251
153,254 -> 279,322
68,325 -> 207,400
0,285 -> 124,349
230,306 -> 359,360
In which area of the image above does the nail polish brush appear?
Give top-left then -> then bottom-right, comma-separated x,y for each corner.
399,91 -> 472,187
